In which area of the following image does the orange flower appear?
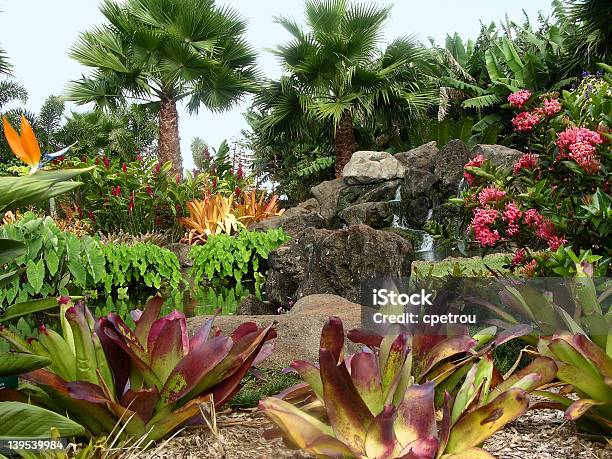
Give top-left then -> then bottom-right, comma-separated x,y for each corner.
2,115 -> 41,173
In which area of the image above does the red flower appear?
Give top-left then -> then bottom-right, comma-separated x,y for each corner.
542,98 -> 562,116
470,208 -> 501,247
57,295 -> 71,305
234,186 -> 242,196
88,211 -> 95,221
146,185 -> 153,197
508,90 -> 532,108
477,186 -> 506,207
136,154 -> 143,161
128,191 -> 135,213
463,154 -> 486,186
111,185 -> 121,197
122,163 -> 127,172
175,174 -> 181,184
236,165 -> 244,180
512,111 -> 541,132
513,153 -> 538,174
153,163 -> 162,176
522,259 -> 538,277
511,248 -> 526,266
102,156 -> 110,169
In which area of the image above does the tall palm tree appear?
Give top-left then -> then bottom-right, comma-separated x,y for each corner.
255,0 -> 437,177
66,0 -> 258,176
560,0 -> 612,75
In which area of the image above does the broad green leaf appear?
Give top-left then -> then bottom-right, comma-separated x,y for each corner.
0,239 -> 26,265
45,249 -> 60,277
0,401 -> 85,439
26,259 -> 45,294
0,352 -> 51,377
0,298 -> 60,323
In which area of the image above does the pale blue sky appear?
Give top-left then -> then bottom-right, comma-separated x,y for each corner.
0,0 -> 553,169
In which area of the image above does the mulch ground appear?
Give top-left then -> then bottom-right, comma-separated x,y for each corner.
140,408 -> 612,459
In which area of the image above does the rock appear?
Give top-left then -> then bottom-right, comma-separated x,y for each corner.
311,178 -> 347,222
342,151 -> 406,185
164,243 -> 193,267
265,224 -> 414,307
236,295 -> 278,315
297,198 -> 320,213
398,196 -> 433,227
338,201 -> 393,228
400,168 -> 436,199
248,207 -> 326,237
394,141 -> 438,172
337,180 -> 401,212
434,140 -> 471,192
187,295 -> 366,368
472,144 -> 523,169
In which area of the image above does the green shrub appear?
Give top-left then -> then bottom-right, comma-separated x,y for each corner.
190,229 -> 289,288
0,215 -> 183,308
0,213 -> 105,307
100,242 -> 183,296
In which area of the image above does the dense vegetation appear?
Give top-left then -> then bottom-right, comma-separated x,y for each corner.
0,0 -> 610,456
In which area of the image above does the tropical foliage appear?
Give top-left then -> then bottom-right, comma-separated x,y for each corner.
0,297 -> 276,442
66,0 -> 258,175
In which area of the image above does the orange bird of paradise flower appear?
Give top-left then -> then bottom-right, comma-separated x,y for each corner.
2,115 -> 41,174
2,115 -> 74,174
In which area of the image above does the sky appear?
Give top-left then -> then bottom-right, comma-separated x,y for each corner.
0,0 -> 554,170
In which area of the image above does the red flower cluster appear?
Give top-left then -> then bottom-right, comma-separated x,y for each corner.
523,209 -> 567,249
110,185 -> 121,197
502,202 -> 522,237
542,98 -> 562,116
236,164 -> 244,180
508,90 -> 532,108
128,192 -> 135,213
512,111 -> 541,132
477,186 -> 506,207
122,163 -> 127,173
463,154 -> 485,186
513,153 -> 538,174
470,208 -> 500,247
102,156 -> 111,169
556,127 -> 604,174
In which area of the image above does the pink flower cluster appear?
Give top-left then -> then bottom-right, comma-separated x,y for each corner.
502,202 -> 522,237
463,154 -> 485,186
542,98 -> 562,116
478,186 -> 506,207
556,127 -> 604,174
471,208 -> 500,247
523,209 -> 567,250
513,153 -> 538,174
508,90 -> 532,108
512,111 -> 541,132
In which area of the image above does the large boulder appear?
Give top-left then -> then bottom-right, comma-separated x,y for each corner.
248,206 -> 326,237
394,141 -> 438,172
338,201 -> 394,228
311,178 -> 347,222
400,168 -> 436,199
187,294 -> 365,368
434,140 -> 471,194
337,180 -> 401,213
472,144 -> 523,169
265,224 -> 413,306
342,151 -> 406,185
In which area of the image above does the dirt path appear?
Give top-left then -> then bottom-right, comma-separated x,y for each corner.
141,409 -> 611,459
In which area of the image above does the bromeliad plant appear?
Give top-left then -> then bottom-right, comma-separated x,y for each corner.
261,317 -> 555,458
233,190 -> 284,226
180,195 -> 242,244
1,297 -> 276,442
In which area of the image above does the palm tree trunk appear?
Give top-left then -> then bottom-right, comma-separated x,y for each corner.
159,95 -> 183,178
334,110 -> 355,177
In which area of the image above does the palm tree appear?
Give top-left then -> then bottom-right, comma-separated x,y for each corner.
255,0 -> 437,177
65,0 -> 258,176
560,0 -> 612,75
